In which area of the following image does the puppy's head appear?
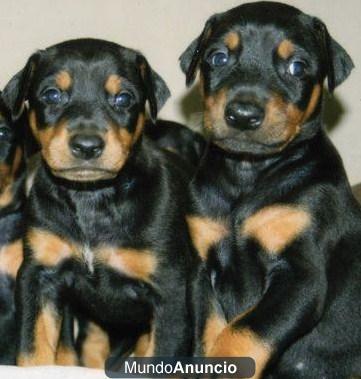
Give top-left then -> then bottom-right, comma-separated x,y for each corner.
0,94 -> 23,207
3,39 -> 170,182
180,1 -> 354,155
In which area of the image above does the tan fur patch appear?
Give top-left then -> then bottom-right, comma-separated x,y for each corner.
101,114 -> 144,174
204,89 -> 228,134
186,215 -> 229,260
0,146 -> 23,208
0,240 -> 23,278
29,111 -> 73,171
98,247 -> 157,282
27,228 -> 75,267
18,304 -> 61,366
55,71 -> 72,91
209,327 -> 271,378
133,332 -> 151,357
303,84 -> 322,122
82,322 -> 110,368
144,326 -> 155,357
133,113 -> 146,143
0,184 -> 13,208
224,32 -> 240,50
55,344 -> 78,366
105,74 -> 122,95
277,40 -> 295,59
203,311 -> 227,355
242,205 -> 311,254
262,84 -> 322,148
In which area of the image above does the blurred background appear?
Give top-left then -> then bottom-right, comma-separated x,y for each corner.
0,0 -> 360,182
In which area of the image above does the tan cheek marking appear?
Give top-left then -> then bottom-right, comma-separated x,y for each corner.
45,122 -> 73,169
0,240 -> 23,278
27,228 -> 76,267
55,70 -> 72,91
18,304 -> 61,366
302,84 -> 321,122
186,216 -> 229,260
204,89 -> 228,133
55,344 -> 78,366
277,40 -> 295,59
81,322 -> 110,368
97,247 -> 157,282
102,126 -> 130,172
29,111 -> 72,171
242,205 -> 311,254
133,113 -> 145,143
209,327 -> 272,378
203,311 -> 227,356
105,74 -> 122,95
224,31 -> 240,50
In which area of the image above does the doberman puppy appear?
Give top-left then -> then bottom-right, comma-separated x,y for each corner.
3,38 -> 196,366
0,94 -> 25,364
180,2 -> 360,378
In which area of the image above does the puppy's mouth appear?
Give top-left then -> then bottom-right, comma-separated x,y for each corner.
210,127 -> 292,156
51,167 -> 118,182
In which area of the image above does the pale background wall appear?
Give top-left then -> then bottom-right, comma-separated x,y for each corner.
0,0 -> 360,183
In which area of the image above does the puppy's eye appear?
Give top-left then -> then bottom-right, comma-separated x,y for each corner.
288,61 -> 307,77
41,88 -> 64,105
114,92 -> 132,108
0,127 -> 11,140
209,51 -> 229,67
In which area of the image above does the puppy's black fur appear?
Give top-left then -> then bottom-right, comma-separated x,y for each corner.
180,2 -> 360,378
145,119 -> 205,171
0,94 -> 25,364
3,38 -> 196,366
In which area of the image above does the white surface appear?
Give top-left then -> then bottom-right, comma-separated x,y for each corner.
0,366 -> 106,379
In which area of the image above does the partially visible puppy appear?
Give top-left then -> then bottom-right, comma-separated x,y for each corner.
3,38 -> 196,367
180,1 -> 360,378
145,120 -> 206,171
0,93 -> 25,364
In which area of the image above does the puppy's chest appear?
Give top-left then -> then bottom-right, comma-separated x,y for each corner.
29,203 -> 157,282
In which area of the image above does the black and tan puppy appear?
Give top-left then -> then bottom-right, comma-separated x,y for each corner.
3,38 -> 196,366
181,2 -> 360,378
0,94 -> 25,364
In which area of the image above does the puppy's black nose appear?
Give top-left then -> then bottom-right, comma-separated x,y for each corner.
225,102 -> 264,130
70,134 -> 105,160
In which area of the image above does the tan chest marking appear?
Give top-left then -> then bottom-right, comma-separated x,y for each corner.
209,327 -> 272,379
0,240 -> 23,278
187,216 -> 229,260
242,205 -> 311,254
27,228 -> 77,267
97,247 -> 157,282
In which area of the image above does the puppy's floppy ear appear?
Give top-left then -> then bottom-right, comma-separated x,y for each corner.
2,52 -> 42,121
179,15 -> 218,87
137,54 -> 171,123
313,18 -> 354,92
